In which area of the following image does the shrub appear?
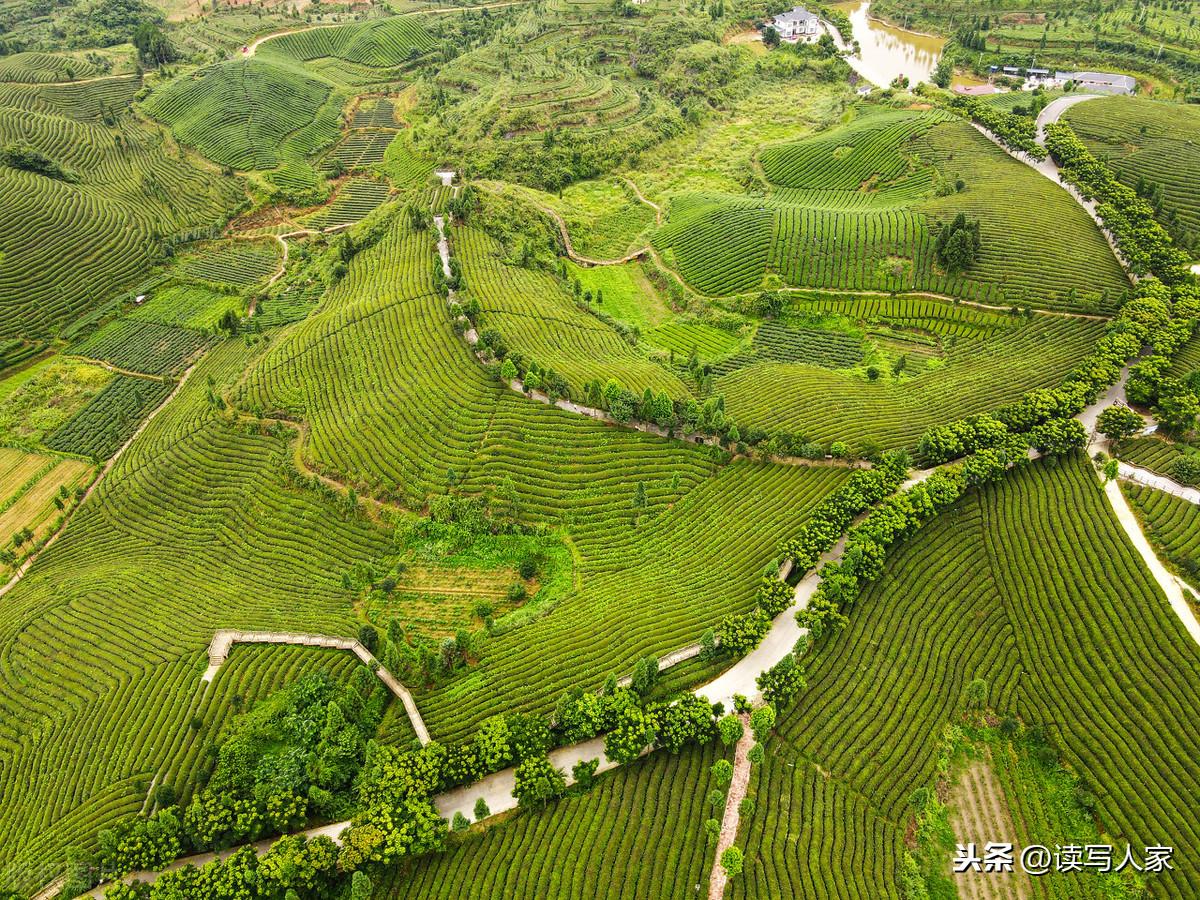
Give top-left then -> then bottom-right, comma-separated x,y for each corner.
717,714 -> 744,747
720,846 -> 744,877
749,705 -> 776,740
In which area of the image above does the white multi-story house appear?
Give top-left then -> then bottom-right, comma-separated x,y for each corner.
770,6 -> 823,43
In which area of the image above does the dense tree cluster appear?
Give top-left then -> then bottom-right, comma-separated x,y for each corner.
796,467 -> 968,642
934,212 -> 981,274
181,670 -> 385,856
950,95 -> 1045,159
777,454 -> 911,573
918,279 -> 1200,462
0,141 -> 78,182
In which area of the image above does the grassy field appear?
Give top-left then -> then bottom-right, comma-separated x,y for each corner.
526,177 -> 656,259
380,740 -> 726,898
0,358 -> 113,449
0,448 -> 93,565
734,456 -> 1200,898
654,108 -> 1129,313
563,260 -> 676,332
1063,96 -> 1200,254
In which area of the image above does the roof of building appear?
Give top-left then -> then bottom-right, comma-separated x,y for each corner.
773,6 -> 819,24
1072,71 -> 1136,89
1028,68 -> 1050,75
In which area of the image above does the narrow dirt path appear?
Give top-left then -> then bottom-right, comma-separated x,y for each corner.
708,712 -> 754,899
623,176 -> 663,225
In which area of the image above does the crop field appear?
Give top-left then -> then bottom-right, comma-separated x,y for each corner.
238,214 -> 504,504
1063,97 -> 1200,252
457,226 -> 689,398
741,457 -> 1200,898
176,238 -> 281,287
0,340 -> 396,888
6,0 -> 1200,893
158,643 -> 370,807
0,448 -> 92,559
70,319 -> 215,376
752,321 -> 864,368
759,106 -> 948,204
1169,332 -> 1200,383
655,113 -> 1128,313
0,75 -> 239,338
793,294 -> 1017,342
718,316 -> 1104,450
731,754 -> 905,899
259,15 -> 436,76
381,741 -> 725,898
303,176 -> 392,228
327,128 -> 396,169
426,450 -> 848,738
43,374 -> 174,460
644,322 -> 745,362
142,59 -> 334,171
126,283 -> 243,331
353,97 -> 397,128
1115,436 -> 1188,477
1125,484 -> 1200,588
0,51 -> 104,83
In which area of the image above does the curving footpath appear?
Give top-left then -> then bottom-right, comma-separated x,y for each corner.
1083,373 -> 1200,646
202,630 -> 430,744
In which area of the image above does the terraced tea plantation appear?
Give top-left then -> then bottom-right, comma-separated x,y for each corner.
1,1 -> 1199,898
1063,96 -> 1200,253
